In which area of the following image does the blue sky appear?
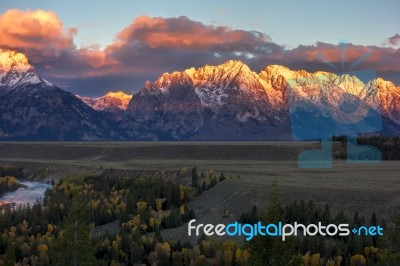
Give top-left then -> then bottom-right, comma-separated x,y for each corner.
0,0 -> 399,95
1,0 -> 399,48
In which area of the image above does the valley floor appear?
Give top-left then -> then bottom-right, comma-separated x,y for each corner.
0,141 -> 398,243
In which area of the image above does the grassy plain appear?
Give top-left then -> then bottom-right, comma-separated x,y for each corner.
0,141 -> 398,242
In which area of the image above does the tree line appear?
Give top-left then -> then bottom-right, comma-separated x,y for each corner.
246,183 -> 400,265
1,166 -> 399,265
333,135 -> 400,160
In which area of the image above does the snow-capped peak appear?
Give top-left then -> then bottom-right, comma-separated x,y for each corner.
0,49 -> 31,72
262,65 -> 310,80
104,90 -> 133,100
375,78 -> 398,91
76,91 -> 133,112
181,60 -> 254,87
0,49 -> 52,89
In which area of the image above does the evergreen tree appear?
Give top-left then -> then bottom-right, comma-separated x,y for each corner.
249,182 -> 295,266
209,176 -> 217,188
4,240 -> 16,266
191,167 -> 199,188
50,191 -> 97,266
219,172 -> 225,182
370,212 -> 378,246
201,180 -> 207,191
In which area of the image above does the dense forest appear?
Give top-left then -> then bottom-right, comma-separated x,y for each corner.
240,184 -> 400,265
0,176 -> 24,196
0,166 -> 24,180
357,136 -> 400,160
333,136 -> 400,160
0,166 -> 232,265
0,165 -> 399,265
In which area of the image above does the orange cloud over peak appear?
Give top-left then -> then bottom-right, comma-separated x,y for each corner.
1,10 -> 398,94
116,15 -> 271,51
0,9 -> 76,53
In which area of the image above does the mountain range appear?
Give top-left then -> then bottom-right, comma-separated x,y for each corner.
0,49 -> 399,140
76,91 -> 132,121
0,50 -> 122,140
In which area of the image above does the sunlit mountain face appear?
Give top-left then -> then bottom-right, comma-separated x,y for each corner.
1,49 -> 399,140
121,60 -> 400,140
76,91 -> 133,121
0,50 -> 123,140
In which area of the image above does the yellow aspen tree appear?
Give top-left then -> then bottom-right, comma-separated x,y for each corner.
311,253 -> 321,266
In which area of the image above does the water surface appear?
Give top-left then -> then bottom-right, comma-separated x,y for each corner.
0,180 -> 51,206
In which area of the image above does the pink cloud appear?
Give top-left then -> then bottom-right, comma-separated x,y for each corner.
115,16 -> 272,52
386,33 -> 400,46
285,43 -> 400,73
0,10 -> 398,95
0,9 -> 76,54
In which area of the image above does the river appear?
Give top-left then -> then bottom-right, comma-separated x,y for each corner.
0,180 -> 51,206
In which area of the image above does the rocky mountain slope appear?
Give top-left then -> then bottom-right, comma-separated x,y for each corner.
121,60 -> 400,140
1,49 -> 399,141
0,49 -> 122,140
121,61 -> 292,140
76,91 -> 133,120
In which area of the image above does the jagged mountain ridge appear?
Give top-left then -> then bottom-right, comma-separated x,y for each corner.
0,49 -> 122,140
0,50 -> 52,93
76,91 -> 133,120
122,61 -> 292,140
76,91 -> 133,112
121,60 -> 400,140
0,48 -> 399,141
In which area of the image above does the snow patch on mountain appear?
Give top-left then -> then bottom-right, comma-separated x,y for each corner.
194,86 -> 227,107
0,49 -> 53,90
76,91 -> 133,112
